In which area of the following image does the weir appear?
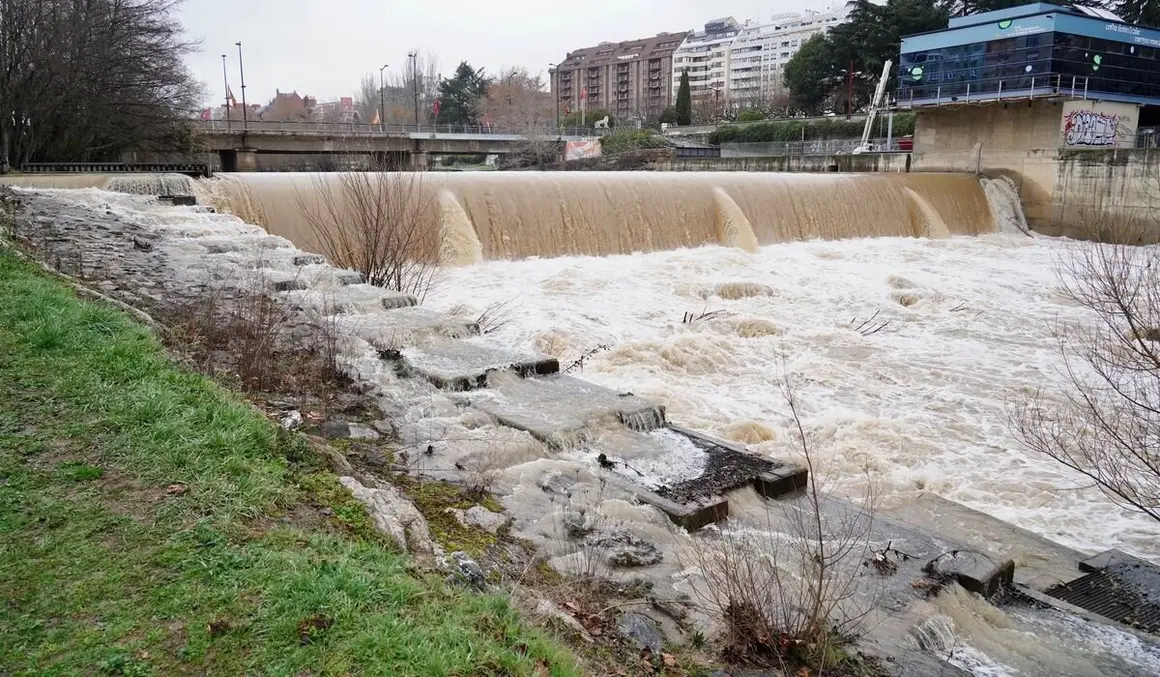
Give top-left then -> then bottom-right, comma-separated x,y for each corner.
2,170 -> 1021,262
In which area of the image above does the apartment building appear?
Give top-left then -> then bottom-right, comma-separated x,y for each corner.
728,9 -> 849,107
672,8 -> 849,109
552,31 -> 689,122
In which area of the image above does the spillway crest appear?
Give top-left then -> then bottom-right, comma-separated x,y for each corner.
4,171 -> 1019,260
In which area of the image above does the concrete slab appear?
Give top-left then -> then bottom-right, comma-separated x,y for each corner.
336,308 -> 479,348
881,493 -> 1091,590
469,373 -> 665,448
398,337 -> 559,390
281,284 -> 417,315
329,283 -> 419,312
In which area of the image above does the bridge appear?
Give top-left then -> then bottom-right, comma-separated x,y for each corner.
194,120 -> 602,170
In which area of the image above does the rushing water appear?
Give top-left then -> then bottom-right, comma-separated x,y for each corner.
2,170 -> 1021,260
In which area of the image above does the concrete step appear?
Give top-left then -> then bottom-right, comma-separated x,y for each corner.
469,372 -> 665,448
575,425 -> 806,531
398,337 -> 559,390
336,307 -> 479,348
281,283 -> 418,315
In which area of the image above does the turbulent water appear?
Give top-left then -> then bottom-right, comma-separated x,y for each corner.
421,234 -> 1159,563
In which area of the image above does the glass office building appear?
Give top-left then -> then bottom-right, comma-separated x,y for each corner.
897,3 -> 1160,107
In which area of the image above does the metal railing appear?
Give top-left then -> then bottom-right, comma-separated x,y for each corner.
195,119 -> 603,138
721,137 -> 910,158
896,74 -> 1094,108
1137,127 -> 1159,149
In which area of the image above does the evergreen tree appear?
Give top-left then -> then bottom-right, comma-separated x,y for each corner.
436,62 -> 489,125
675,71 -> 692,126
1116,0 -> 1160,27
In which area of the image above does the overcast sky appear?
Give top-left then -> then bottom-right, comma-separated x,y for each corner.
179,0 -> 839,105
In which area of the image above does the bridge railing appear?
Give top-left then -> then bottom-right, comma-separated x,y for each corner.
195,120 -> 602,138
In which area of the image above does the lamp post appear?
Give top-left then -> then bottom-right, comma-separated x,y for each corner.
379,64 -> 389,132
235,41 -> 249,132
221,54 -> 230,132
549,62 -> 560,130
408,51 -> 420,127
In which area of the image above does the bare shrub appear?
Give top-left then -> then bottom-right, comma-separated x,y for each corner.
296,168 -> 440,302
446,299 -> 518,335
685,372 -> 877,670
1011,211 -> 1160,523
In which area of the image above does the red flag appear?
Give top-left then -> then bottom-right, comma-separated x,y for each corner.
433,98 -> 441,116
580,87 -> 588,100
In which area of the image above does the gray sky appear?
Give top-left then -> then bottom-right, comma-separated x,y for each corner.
179,0 -> 839,106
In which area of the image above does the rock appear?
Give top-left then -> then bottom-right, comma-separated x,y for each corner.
616,612 -> 663,653
347,423 -> 380,441
280,410 -> 303,430
562,512 -> 593,539
534,598 -> 593,643
338,476 -> 433,554
924,551 -> 1015,599
445,551 -> 487,590
321,419 -> 351,439
449,505 -> 508,535
538,470 -> 576,496
371,419 -> 395,436
586,530 -> 663,567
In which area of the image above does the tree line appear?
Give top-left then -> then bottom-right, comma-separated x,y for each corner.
0,0 -> 203,171
783,0 -> 1159,117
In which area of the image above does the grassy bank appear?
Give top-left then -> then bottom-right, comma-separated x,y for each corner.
0,246 -> 577,676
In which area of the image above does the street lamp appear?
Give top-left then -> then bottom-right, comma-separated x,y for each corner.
408,51 -> 420,127
379,64 -> 389,132
221,54 -> 230,132
235,41 -> 249,132
549,62 -> 560,130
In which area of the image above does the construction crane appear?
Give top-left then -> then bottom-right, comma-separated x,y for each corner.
853,59 -> 893,155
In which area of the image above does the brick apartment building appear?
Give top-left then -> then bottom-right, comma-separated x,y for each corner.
551,31 -> 689,123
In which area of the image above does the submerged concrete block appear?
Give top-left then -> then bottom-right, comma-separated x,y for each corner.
399,338 -> 559,390
929,552 -> 1015,599
754,466 -> 809,498
337,308 -> 479,348
328,283 -> 418,313
336,271 -> 365,286
293,253 -> 326,266
471,374 -> 665,448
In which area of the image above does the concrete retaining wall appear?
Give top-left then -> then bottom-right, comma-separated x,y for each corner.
913,100 -> 1160,242
651,153 -> 911,173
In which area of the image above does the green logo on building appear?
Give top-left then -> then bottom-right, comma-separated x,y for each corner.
910,66 -> 924,80
998,19 -> 1013,29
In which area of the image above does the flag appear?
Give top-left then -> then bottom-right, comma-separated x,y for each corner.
370,110 -> 380,125
580,87 -> 587,101
433,98 -> 441,117
227,87 -> 237,107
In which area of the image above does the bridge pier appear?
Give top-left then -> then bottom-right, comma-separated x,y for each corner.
218,149 -> 258,172
410,151 -> 430,171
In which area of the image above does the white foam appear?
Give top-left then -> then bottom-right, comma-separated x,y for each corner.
426,233 -> 1160,562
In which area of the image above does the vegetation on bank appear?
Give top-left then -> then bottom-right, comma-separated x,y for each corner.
0,247 -> 578,676
598,129 -> 671,155
707,113 -> 915,145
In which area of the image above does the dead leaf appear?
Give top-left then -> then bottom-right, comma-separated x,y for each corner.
165,483 -> 189,496
796,668 -> 812,677
661,653 -> 677,667
533,659 -> 551,677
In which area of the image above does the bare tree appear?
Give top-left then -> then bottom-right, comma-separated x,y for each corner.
1011,213 -> 1160,523
0,0 -> 202,169
685,369 -> 878,670
295,167 -> 440,301
352,50 -> 442,126
477,67 -> 558,165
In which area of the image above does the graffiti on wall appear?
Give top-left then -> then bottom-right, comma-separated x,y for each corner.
1063,109 -> 1120,147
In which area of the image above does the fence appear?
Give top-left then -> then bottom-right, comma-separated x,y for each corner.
195,120 -> 602,138
721,137 -> 910,158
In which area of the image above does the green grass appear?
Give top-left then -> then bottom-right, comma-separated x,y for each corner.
0,247 -> 579,676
